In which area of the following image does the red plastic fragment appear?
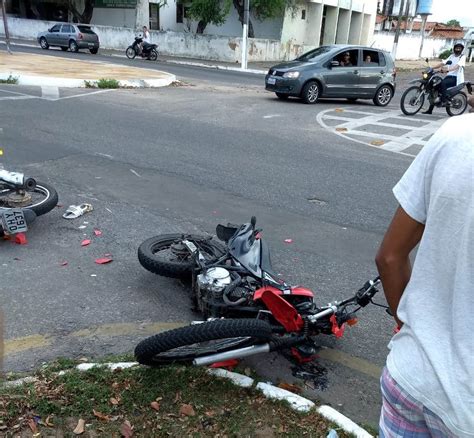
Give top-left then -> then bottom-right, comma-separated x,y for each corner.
329,314 -> 345,338
81,239 -> 91,246
15,233 -> 27,245
290,347 -> 316,364
393,325 -> 401,334
61,261 -> 68,266
284,239 -> 293,243
94,229 -> 102,236
209,359 -> 239,370
95,257 -> 113,264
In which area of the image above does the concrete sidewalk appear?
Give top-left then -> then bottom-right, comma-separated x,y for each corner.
0,50 -> 176,87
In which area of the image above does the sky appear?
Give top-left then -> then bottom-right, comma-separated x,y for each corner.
429,0 -> 474,27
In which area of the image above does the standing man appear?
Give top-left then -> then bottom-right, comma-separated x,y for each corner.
375,114 -> 474,437
423,42 -> 466,114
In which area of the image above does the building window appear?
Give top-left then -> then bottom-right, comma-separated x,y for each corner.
301,9 -> 306,20
177,2 -> 184,23
150,3 -> 160,30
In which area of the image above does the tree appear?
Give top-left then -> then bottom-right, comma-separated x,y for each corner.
232,0 -> 293,38
446,19 -> 461,27
66,0 -> 95,24
186,0 -> 231,34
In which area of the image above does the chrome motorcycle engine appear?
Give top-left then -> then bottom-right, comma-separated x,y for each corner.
197,267 -> 232,295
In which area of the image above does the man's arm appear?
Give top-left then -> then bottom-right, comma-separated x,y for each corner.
375,207 -> 425,327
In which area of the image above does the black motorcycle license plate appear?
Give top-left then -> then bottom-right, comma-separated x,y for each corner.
1,209 -> 28,234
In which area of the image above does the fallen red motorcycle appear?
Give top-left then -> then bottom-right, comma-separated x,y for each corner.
135,217 -> 385,366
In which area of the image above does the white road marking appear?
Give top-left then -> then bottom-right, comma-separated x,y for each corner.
317,107 -> 449,156
0,95 -> 34,101
56,89 -> 115,101
263,114 -> 281,119
41,86 -> 59,100
130,169 -> 141,178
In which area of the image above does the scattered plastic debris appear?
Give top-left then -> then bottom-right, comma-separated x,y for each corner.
15,233 -> 27,245
63,203 -> 93,220
78,225 -> 87,229
81,239 -> 91,247
371,140 -> 385,146
284,239 -> 293,244
335,127 -> 348,132
60,261 -> 68,266
327,429 -> 339,438
90,274 -> 97,277
95,257 -> 113,264
94,229 -> 102,236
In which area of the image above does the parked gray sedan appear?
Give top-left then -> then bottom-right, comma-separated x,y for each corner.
265,45 -> 396,106
37,23 -> 99,54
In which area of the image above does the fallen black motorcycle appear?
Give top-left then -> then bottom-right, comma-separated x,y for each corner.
0,169 -> 58,236
400,59 -> 472,116
135,217 -> 388,367
125,37 -> 158,61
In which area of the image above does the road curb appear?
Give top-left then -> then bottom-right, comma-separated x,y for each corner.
0,72 -> 176,88
2,362 -> 374,437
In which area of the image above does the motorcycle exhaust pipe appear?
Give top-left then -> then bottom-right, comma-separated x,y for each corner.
193,343 -> 271,366
0,170 -> 36,190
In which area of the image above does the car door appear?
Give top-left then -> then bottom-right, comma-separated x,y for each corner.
60,24 -> 74,47
48,24 -> 62,46
321,49 -> 361,97
359,50 -> 387,97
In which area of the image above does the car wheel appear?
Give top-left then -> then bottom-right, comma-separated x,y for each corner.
40,37 -> 49,50
301,81 -> 320,104
69,40 -> 79,53
90,48 -> 98,54
60,47 -> 68,51
275,92 -> 289,100
373,85 -> 393,106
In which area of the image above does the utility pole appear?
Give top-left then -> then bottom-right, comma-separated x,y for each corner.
391,0 -> 405,59
1,0 -> 12,54
418,14 -> 428,58
241,0 -> 249,70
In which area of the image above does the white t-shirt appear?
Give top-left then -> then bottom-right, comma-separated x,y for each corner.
143,30 -> 151,44
387,114 -> 474,437
445,53 -> 465,85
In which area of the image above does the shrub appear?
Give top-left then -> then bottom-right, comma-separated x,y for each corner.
439,49 -> 452,60
0,75 -> 19,84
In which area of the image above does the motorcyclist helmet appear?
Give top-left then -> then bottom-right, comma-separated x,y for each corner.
453,42 -> 465,55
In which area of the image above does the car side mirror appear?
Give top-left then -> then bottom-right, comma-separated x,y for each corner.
330,61 -> 339,68
48,28 -> 52,32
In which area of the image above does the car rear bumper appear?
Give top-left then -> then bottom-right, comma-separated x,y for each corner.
265,75 -> 302,95
78,41 -> 100,49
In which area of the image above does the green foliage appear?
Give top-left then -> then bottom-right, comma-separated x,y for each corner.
85,78 -> 120,88
446,19 -> 461,27
439,49 -> 452,60
0,75 -> 19,84
187,0 -> 232,29
251,0 -> 293,20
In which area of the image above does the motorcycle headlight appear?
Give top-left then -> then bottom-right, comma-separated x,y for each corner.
422,73 -> 428,79
283,71 -> 300,79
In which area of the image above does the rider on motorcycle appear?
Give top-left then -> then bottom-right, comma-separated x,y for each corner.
423,42 -> 466,114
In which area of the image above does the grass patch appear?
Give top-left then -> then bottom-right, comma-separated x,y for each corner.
84,78 -> 120,89
0,360 -> 352,437
0,75 -> 18,84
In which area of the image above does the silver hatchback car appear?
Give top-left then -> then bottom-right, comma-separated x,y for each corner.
265,45 -> 396,106
37,23 -> 100,54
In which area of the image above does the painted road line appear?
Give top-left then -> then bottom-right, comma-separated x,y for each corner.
41,86 -> 59,100
56,89 -> 115,101
3,321 -> 384,381
0,95 -> 34,101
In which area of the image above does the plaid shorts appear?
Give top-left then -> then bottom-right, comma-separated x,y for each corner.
379,367 -> 456,438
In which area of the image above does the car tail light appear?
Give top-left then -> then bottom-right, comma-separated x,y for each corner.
78,33 -> 83,40
392,68 -> 397,78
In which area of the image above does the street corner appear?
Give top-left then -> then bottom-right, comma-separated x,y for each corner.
0,51 -> 176,88
316,105 -> 449,157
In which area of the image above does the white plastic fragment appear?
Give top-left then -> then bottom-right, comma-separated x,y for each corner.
207,368 -> 254,388
256,382 -> 315,413
317,405 -> 374,438
3,376 -> 37,388
76,362 -> 138,372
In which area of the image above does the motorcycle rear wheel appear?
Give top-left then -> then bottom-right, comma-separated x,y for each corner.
135,318 -> 272,366
446,92 -> 468,117
126,46 -> 136,59
400,86 -> 425,115
138,234 -> 226,278
0,181 -> 58,216
149,49 -> 158,61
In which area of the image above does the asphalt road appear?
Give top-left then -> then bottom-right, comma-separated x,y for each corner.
0,55 -> 453,427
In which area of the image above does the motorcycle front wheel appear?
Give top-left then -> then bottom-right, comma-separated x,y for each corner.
149,49 -> 158,61
138,234 -> 226,278
125,46 -> 136,59
400,86 -> 425,115
0,181 -> 58,216
446,92 -> 468,116
135,319 -> 272,366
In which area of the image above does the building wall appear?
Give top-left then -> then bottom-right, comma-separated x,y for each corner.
92,9 -> 136,28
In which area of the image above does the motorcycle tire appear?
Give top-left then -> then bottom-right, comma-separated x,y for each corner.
446,92 -> 468,117
400,86 -> 425,116
125,46 -> 136,59
0,181 -> 58,216
135,318 -> 272,366
149,49 -> 158,61
138,234 -> 226,278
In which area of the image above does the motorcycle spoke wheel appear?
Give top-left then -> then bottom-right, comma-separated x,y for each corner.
135,319 -> 272,366
0,182 -> 58,216
400,86 -> 425,115
446,93 -> 468,116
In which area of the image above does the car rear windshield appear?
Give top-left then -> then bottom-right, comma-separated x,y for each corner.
297,46 -> 332,62
77,26 -> 95,34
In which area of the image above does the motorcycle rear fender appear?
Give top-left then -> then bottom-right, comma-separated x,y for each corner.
257,288 -> 304,332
